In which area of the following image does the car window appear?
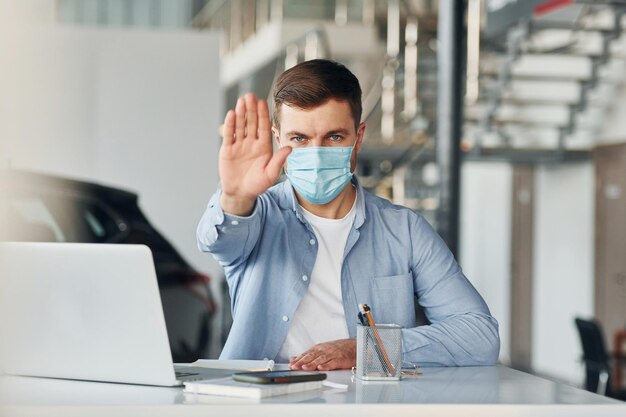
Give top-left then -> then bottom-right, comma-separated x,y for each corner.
42,196 -> 122,243
4,194 -> 123,244
84,208 -> 106,238
8,198 -> 66,242
80,202 -> 121,242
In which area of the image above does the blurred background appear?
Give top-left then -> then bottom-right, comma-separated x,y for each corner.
1,0 -> 626,399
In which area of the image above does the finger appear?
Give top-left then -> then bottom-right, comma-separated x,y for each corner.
257,99 -> 272,142
244,93 -> 258,139
234,97 -> 246,142
296,361 -> 319,371
289,354 -> 305,369
317,358 -> 344,371
301,349 -> 334,369
301,362 -> 321,371
222,110 -> 235,146
265,146 -> 292,181
293,348 -> 330,370
291,350 -> 317,368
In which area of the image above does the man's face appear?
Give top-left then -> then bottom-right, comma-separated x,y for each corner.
272,99 -> 366,172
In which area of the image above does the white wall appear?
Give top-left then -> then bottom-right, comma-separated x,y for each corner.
0,24 -> 223,289
92,30 -> 222,280
532,163 -> 595,384
460,162 -> 512,364
460,160 -> 595,386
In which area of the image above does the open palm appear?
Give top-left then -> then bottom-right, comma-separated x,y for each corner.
219,93 -> 291,214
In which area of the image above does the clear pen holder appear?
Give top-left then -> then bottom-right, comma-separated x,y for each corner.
356,324 -> 402,381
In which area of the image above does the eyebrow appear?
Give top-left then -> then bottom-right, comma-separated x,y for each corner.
285,131 -> 310,138
325,128 -> 351,136
284,128 -> 351,138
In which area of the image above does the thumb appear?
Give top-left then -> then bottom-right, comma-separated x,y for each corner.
265,146 -> 292,181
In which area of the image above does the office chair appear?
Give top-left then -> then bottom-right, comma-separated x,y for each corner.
574,317 -> 626,400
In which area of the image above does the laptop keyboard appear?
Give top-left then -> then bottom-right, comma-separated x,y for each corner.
175,371 -> 199,378
173,366 -> 237,382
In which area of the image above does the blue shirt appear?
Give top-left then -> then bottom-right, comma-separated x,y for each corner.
197,177 -> 499,366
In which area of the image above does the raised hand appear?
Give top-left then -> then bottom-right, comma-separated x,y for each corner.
219,93 -> 292,216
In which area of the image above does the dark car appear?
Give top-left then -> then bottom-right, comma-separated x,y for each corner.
0,169 -> 217,363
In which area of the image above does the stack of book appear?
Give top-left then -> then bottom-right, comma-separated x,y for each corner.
183,377 -> 324,399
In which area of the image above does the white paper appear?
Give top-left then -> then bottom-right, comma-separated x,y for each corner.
190,359 -> 275,371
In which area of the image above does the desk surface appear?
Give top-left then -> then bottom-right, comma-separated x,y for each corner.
0,365 -> 623,417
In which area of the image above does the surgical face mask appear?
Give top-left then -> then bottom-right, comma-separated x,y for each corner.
285,144 -> 355,205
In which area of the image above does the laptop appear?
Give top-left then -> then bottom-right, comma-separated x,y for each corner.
0,242 -> 232,387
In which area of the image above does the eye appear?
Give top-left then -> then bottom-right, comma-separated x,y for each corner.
329,134 -> 343,142
290,136 -> 307,144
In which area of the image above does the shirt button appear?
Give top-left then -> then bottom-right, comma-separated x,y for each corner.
231,220 -> 239,225
309,239 -> 316,245
282,315 -> 289,322
302,275 -> 308,282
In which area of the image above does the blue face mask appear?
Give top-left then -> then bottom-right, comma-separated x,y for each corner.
286,145 -> 355,205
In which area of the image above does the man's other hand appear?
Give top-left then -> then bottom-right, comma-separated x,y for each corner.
288,339 -> 356,371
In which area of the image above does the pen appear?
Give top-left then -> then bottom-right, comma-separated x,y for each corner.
358,310 -> 391,376
358,304 -> 395,376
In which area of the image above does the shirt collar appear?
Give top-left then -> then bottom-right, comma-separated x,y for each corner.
279,176 -> 366,229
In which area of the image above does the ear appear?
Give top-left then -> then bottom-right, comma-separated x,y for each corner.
272,126 -> 281,147
355,122 -> 366,152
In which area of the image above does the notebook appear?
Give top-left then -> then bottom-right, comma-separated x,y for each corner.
189,359 -> 275,372
183,377 -> 323,399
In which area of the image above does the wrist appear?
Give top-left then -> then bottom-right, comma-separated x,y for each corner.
220,192 -> 256,216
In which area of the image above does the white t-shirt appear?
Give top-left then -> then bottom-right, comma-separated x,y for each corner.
276,194 -> 357,362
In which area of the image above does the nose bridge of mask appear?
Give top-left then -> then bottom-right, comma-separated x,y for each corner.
288,146 -> 352,169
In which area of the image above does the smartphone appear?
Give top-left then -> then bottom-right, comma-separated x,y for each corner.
232,370 -> 327,384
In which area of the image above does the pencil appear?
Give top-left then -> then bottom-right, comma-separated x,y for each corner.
359,304 -> 396,375
358,311 -> 391,376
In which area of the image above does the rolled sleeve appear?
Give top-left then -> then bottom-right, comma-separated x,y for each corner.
401,215 -> 500,366
401,312 -> 500,367
196,189 -> 263,268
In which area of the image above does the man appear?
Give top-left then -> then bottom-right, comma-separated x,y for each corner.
197,59 -> 499,371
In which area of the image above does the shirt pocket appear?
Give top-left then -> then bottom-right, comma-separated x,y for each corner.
369,273 -> 415,326
371,273 -> 413,290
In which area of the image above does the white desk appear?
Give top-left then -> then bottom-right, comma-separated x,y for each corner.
0,365 -> 624,417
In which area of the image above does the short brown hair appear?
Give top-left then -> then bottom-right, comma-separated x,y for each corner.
272,59 -> 362,130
